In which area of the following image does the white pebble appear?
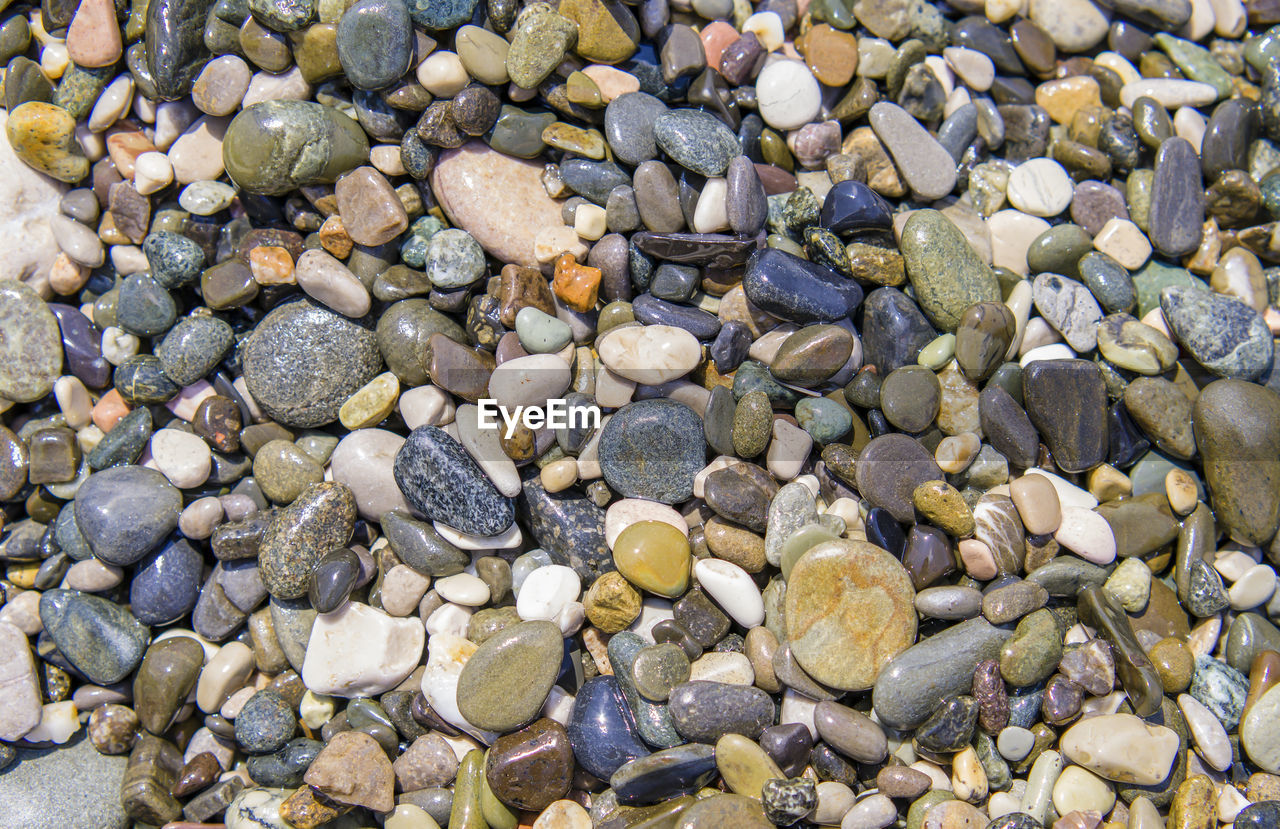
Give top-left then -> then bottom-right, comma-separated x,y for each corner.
756,59 -> 821,131
101,327 -> 140,365
149,429 -> 213,489
693,558 -> 765,628
516,565 -> 581,621
1006,158 -> 1073,217
433,573 -> 491,606
133,152 -> 174,195
1053,507 -> 1117,565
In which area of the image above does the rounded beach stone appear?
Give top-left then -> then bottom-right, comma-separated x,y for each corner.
241,299 -> 382,428
784,539 -> 916,691
599,399 -> 706,504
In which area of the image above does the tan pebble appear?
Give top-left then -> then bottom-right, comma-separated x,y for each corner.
952,745 -> 989,803
1093,218 -> 1152,270
959,538 -> 998,580
49,252 -> 91,295
1086,464 -> 1131,503
540,458 -> 579,493
65,0 -> 122,68
532,799 -> 592,828
1010,473 -> 1062,535
196,642 -> 253,713
936,433 -> 981,474
1165,469 -> 1198,516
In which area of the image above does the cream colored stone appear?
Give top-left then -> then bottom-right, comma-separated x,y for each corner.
1093,218 -> 1152,269
1060,714 -> 1180,784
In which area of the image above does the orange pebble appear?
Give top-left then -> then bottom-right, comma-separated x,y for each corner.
92,389 -> 131,432
248,246 -> 296,285
104,122 -> 158,179
552,253 -> 601,313
317,215 -> 354,259
700,21 -> 740,74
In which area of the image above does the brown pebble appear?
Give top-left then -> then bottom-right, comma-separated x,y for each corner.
171,752 -> 221,797
876,765 -> 932,798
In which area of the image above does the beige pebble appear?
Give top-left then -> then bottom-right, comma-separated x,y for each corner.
1054,507 -> 1117,565
417,51 -> 469,97
1051,765 -> 1115,816
53,376 -> 92,428
294,248 -> 371,317
338,371 -> 399,430
989,210 -> 1048,275
132,152 -> 174,196
766,418 -> 812,481
531,800 -> 592,829
1093,217 -> 1152,269
1059,714 -> 1179,785
382,565 -> 432,617
168,116 -> 229,184
1228,564 -> 1277,610
959,538 -> 998,580
1010,473 -> 1061,535
196,641 -> 254,713
64,559 -> 124,592
385,803 -> 440,829
1086,464 -> 1131,503
581,65 -> 639,101
574,202 -> 607,240
1165,469 -> 1198,515
952,745 -> 989,803
540,458 -> 578,493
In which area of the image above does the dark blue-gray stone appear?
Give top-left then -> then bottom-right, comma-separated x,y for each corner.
337,0 -> 413,90
567,675 -> 651,780
131,538 -> 203,625
519,474 -> 612,580
1236,801 -> 1280,829
86,406 -> 152,469
599,399 -> 705,504
235,689 -> 297,754
408,0 -> 478,29
1078,251 -> 1136,314
604,92 -> 669,166
245,738 -> 324,787
631,294 -> 722,340
394,426 -> 515,536
743,248 -> 864,323
653,109 -> 741,176
819,180 -> 893,234
241,299 -> 382,428
116,274 -> 177,338
74,465 -> 182,566
1159,286 -> 1275,380
667,681 -> 774,742
38,590 -> 149,685
146,0 -> 217,100
155,314 -> 234,386
143,231 -> 205,289
610,744 -> 717,805
560,158 -> 632,206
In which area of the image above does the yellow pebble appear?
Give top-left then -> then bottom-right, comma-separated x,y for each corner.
338,371 -> 399,430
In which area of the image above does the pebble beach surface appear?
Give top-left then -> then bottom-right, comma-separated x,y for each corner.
2,0 -> 1280,827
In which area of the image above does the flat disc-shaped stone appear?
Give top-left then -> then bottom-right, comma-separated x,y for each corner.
785,539 -> 917,691
599,399 -> 706,504
0,280 -> 62,403
456,620 -> 563,732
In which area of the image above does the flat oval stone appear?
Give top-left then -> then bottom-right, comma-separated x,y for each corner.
335,0 -> 413,90
223,101 -> 370,195
0,280 -> 62,403
900,209 -> 1000,332
74,465 -> 182,566
1160,286 -> 1273,381
456,620 -> 563,732
431,141 -> 568,269
611,744 -> 717,805
785,539 -> 916,691
394,426 -> 515,536
869,102 -> 957,201
328,428 -> 411,522
872,617 -> 1013,730
130,539 -> 203,625
39,589 -> 149,685
241,299 -> 382,428
743,248 -> 864,324
599,399 -> 705,504
653,109 -> 740,177
134,636 -> 205,735
1194,379 -> 1280,545
667,681 -> 774,742
1148,136 -> 1204,258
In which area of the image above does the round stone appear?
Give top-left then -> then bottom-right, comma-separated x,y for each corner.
241,298 -> 382,428
612,520 -> 692,598
784,539 -> 917,691
599,399 -> 706,505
